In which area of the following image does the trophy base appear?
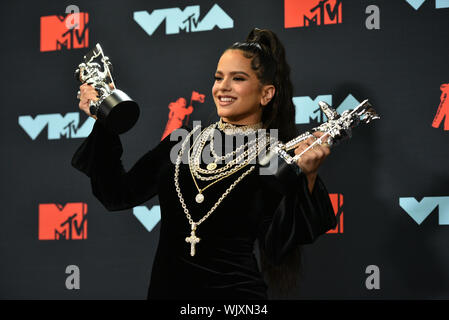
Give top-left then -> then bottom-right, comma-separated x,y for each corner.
96,89 -> 140,134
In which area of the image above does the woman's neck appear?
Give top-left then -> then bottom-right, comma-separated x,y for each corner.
217,118 -> 263,134
220,115 -> 262,126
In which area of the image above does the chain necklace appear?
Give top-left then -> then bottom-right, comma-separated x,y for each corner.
174,124 -> 256,256
188,124 -> 269,195
189,123 -> 268,178
189,124 -> 257,172
191,139 -> 268,181
206,128 -> 261,172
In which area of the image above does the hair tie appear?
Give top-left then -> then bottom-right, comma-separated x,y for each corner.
230,41 -> 263,52
248,41 -> 262,50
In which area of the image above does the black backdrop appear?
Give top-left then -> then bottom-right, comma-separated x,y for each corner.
1,0 -> 449,299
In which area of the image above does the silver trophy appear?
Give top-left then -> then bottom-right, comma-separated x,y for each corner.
75,43 -> 139,134
260,99 -> 380,166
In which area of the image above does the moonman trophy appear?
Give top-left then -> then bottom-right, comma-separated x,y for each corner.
75,43 -> 140,134
259,99 -> 380,167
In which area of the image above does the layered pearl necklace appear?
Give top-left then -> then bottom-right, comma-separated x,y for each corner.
173,120 -> 270,256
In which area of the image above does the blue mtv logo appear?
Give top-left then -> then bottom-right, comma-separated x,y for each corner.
399,197 -> 449,225
133,205 -> 161,232
134,3 -> 233,36
18,112 -> 95,140
294,94 -> 360,124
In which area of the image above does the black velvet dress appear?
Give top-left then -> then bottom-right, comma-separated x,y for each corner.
71,121 -> 336,300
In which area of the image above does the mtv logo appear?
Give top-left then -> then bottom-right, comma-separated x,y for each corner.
400,197 -> 449,225
134,4 -> 233,36
40,13 -> 89,52
39,203 -> 88,240
294,94 -> 360,124
327,193 -> 343,234
285,0 -> 342,29
18,112 -> 95,140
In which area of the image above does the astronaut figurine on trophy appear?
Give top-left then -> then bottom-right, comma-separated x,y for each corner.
75,43 -> 140,134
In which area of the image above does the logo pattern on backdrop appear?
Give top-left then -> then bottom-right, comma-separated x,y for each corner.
400,197 -> 449,225
40,13 -> 89,52
405,0 -> 449,10
432,83 -> 449,130
285,0 -> 342,29
161,91 -> 205,140
16,0 -> 449,298
294,94 -> 360,124
134,4 -> 233,36
19,113 -> 95,140
327,193 -> 344,233
39,203 -> 88,240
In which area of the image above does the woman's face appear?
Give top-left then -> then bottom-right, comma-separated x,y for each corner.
212,49 -> 274,125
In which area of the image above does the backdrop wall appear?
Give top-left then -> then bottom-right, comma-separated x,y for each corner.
1,0 -> 448,299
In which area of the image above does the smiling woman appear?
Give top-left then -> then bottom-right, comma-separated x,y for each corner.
72,27 -> 336,300
212,50 -> 275,126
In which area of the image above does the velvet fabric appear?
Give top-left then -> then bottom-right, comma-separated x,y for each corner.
71,121 -> 336,300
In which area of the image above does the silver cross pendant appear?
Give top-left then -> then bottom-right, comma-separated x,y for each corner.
185,224 -> 201,256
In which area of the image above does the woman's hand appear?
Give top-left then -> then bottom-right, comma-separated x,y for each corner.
78,83 -> 115,120
294,131 -> 331,193
78,83 -> 99,120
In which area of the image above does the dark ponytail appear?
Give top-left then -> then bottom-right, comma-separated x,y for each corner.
227,28 -> 298,142
228,28 -> 302,295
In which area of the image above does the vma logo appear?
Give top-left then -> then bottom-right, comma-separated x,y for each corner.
432,83 -> 449,131
19,113 -> 95,140
133,206 -> 161,232
134,4 -> 233,36
40,13 -> 89,52
161,91 -> 205,140
294,94 -> 360,124
400,197 -> 449,225
405,0 -> 449,10
327,193 -> 343,234
285,0 -> 342,29
39,203 -> 88,240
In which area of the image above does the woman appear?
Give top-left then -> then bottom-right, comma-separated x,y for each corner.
73,28 -> 336,300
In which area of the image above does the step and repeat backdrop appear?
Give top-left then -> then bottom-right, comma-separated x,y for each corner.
1,0 -> 448,299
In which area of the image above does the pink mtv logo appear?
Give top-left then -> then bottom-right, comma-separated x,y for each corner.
40,13 -> 89,52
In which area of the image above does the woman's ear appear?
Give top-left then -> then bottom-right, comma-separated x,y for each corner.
260,85 -> 275,106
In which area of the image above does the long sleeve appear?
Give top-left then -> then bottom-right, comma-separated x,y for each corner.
258,158 -> 337,266
71,120 -> 183,211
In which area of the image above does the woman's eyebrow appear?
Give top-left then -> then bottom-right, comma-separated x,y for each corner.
215,70 -> 250,77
